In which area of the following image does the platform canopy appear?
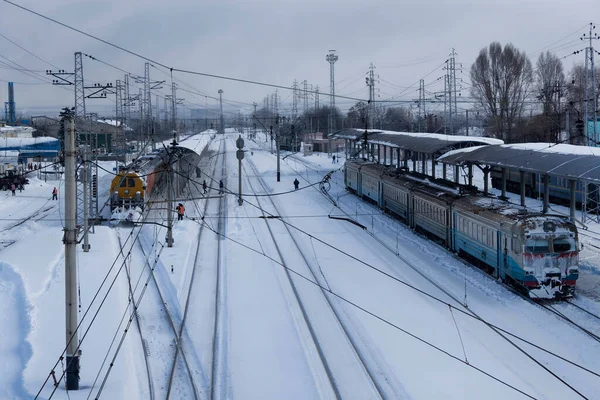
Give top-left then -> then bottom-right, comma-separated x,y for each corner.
332,128 -> 503,155
438,143 -> 600,183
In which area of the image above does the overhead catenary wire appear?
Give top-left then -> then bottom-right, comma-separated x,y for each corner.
176,156 -> 600,383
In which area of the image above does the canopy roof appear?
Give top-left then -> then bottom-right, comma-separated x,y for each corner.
438,143 -> 600,183
332,129 -> 503,155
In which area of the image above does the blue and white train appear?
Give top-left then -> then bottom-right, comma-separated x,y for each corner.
345,160 -> 580,299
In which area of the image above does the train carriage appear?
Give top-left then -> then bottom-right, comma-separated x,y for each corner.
344,160 -> 362,194
412,186 -> 456,246
344,160 -> 580,299
381,174 -> 415,224
359,163 -> 387,206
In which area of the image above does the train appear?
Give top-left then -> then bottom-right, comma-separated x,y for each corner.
109,147 -> 202,211
345,160 -> 580,299
490,167 -> 599,208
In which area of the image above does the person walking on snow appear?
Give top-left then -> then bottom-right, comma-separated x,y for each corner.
219,180 -> 224,194
202,180 -> 207,194
332,155 -> 336,164
52,187 -> 58,200
10,183 -> 16,196
293,178 -> 299,190
176,203 -> 185,221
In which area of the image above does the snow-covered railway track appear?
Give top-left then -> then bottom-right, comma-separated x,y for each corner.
242,149 -> 387,399
134,231 -> 200,399
115,232 -> 155,400
166,136 -> 228,399
285,154 -> 598,399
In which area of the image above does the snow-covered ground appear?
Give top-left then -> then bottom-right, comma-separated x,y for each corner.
1,130 -> 600,399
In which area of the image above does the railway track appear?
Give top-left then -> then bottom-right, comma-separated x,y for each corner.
241,143 -> 392,399
164,135 -> 227,399
282,152 -> 599,399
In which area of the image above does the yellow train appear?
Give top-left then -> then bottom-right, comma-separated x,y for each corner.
109,170 -> 148,210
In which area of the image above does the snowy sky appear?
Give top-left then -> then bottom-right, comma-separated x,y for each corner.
0,0 -> 597,115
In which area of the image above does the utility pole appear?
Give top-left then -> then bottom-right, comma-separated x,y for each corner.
64,115 -> 80,390
418,79 -> 425,132
218,89 -> 224,134
82,151 -> 90,252
366,63 -> 375,129
292,80 -> 298,121
326,50 -> 338,136
172,82 -> 178,140
166,137 -> 177,247
582,23 -> 599,145
276,115 -> 281,182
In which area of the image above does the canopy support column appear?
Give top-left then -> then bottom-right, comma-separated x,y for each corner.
543,174 -> 550,214
431,156 -> 436,179
483,167 -> 490,195
500,167 -> 508,200
520,170 -> 526,207
442,163 -> 447,181
569,179 -> 576,221
454,165 -> 460,184
421,153 -> 426,175
468,164 -> 473,186
383,145 -> 387,165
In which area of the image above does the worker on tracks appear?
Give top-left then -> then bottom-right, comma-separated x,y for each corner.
293,178 -> 299,190
176,203 -> 185,221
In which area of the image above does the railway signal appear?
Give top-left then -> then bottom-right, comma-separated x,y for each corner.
236,135 -> 244,206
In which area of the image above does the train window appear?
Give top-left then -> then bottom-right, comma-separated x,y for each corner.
119,178 -> 127,188
128,178 -> 136,187
552,238 -> 576,253
525,238 -> 550,253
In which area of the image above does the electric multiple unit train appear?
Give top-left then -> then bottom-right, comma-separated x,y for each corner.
345,160 -> 580,299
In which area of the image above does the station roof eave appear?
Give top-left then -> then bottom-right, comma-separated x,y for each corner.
332,128 -> 503,155
437,143 -> 600,184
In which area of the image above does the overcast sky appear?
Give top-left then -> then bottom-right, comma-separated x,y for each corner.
0,0 -> 597,118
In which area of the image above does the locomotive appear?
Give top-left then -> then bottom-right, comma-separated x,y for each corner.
345,160 -> 580,299
109,146 -> 202,211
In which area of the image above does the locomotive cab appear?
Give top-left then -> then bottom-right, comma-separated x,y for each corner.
520,218 -> 579,298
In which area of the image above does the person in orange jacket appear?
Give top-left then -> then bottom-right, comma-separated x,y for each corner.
52,187 -> 58,200
176,203 -> 185,220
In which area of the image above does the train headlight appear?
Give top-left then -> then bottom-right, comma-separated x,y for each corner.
124,190 -> 129,195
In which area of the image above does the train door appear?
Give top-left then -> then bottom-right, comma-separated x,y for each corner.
497,230 -> 505,280
496,231 -> 508,280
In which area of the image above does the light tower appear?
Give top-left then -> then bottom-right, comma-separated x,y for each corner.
218,89 -> 224,134
326,50 -> 338,136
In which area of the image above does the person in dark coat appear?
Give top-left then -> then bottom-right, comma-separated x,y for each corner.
293,178 -> 299,190
10,183 -> 16,196
219,180 -> 224,194
202,180 -> 207,194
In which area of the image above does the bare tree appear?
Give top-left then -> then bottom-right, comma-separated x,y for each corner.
470,42 -> 533,141
536,51 -> 565,114
533,51 -> 565,141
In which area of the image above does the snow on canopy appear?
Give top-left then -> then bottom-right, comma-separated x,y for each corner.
438,143 -> 600,183
331,128 -> 503,154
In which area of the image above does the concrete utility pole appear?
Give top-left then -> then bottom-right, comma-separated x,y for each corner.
292,80 -> 298,121
82,151 -> 90,252
276,116 -> 281,182
326,50 -> 338,135
64,116 -> 80,390
218,89 -> 224,134
172,82 -> 178,141
166,138 -> 177,247
366,63 -> 375,129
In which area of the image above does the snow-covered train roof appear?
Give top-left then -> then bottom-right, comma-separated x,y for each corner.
332,128 -> 503,155
437,143 -> 600,184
